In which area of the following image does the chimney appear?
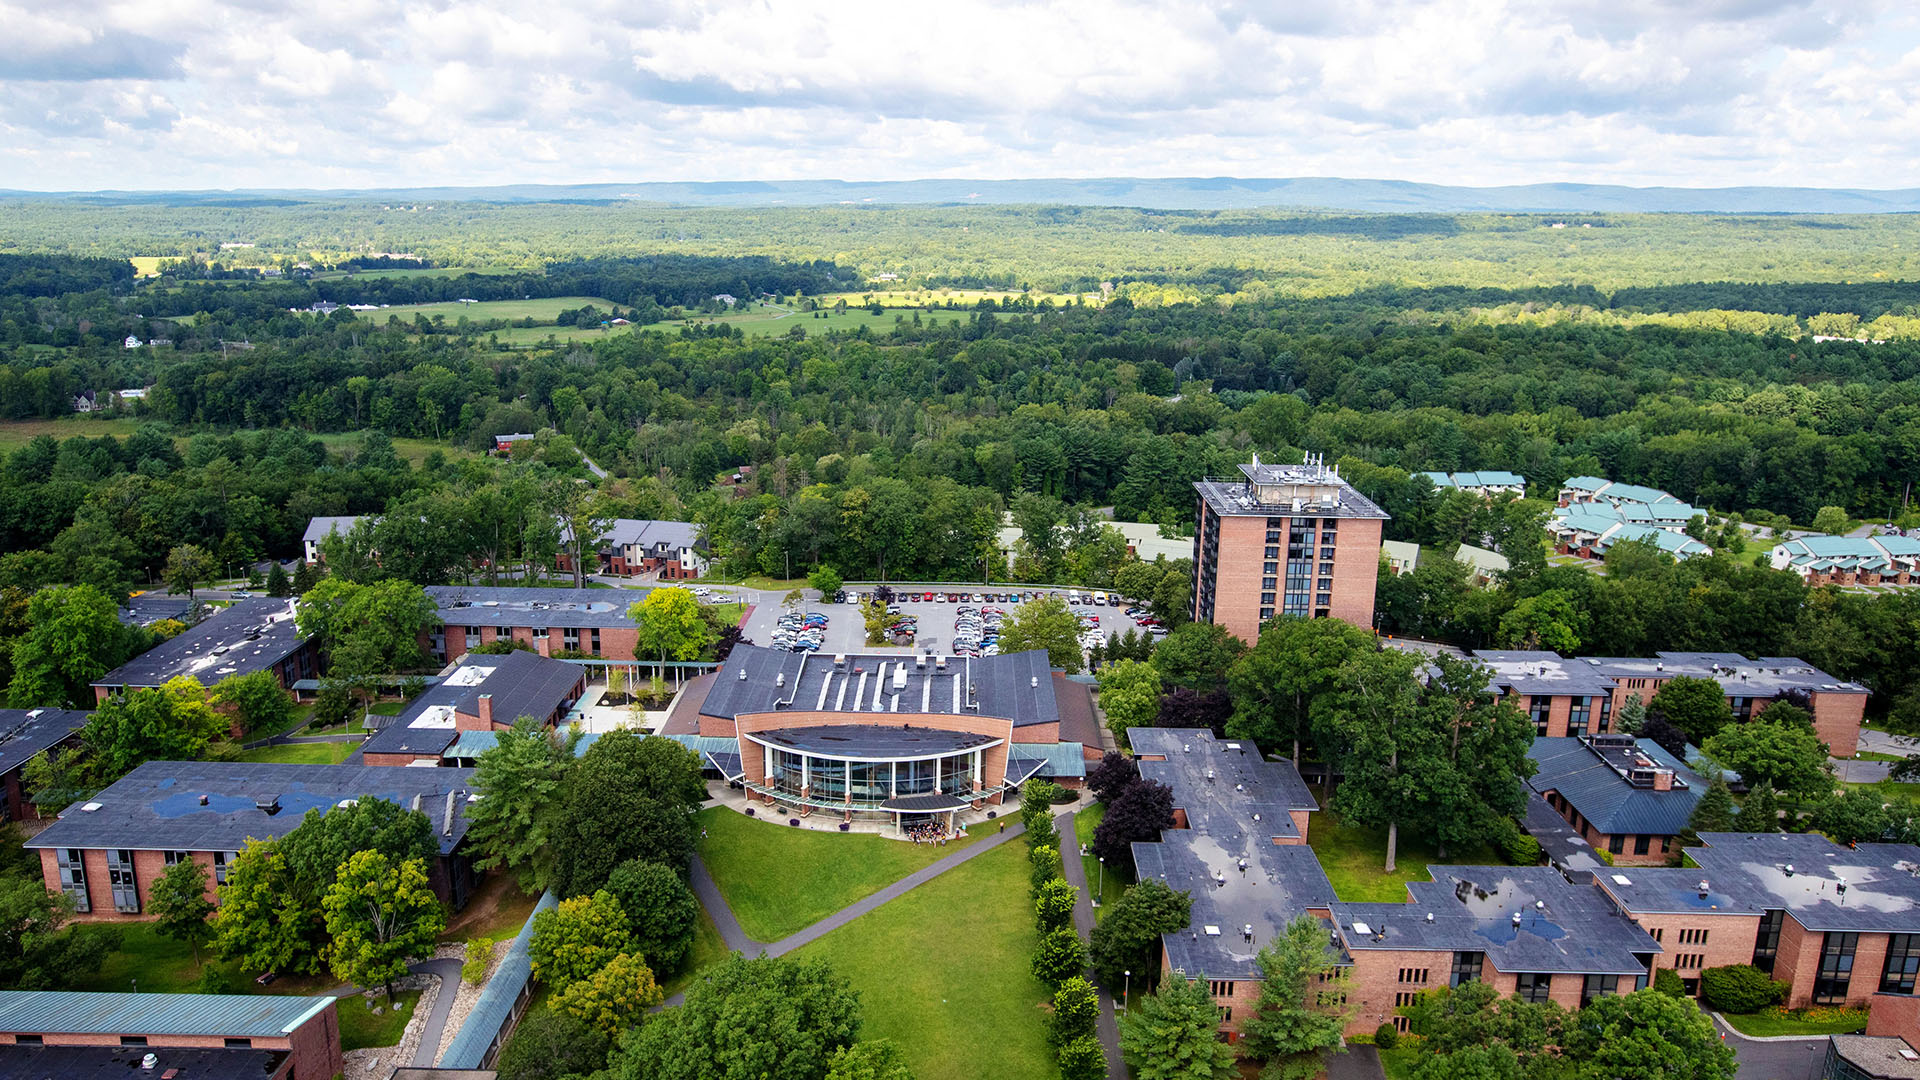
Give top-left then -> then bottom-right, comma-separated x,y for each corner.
1652,769 -> 1674,792
478,693 -> 494,727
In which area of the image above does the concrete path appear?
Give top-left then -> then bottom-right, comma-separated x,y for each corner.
408,957 -> 466,1067
1857,728 -> 1919,756
666,818 -> 1028,1006
1054,806 -> 1127,1080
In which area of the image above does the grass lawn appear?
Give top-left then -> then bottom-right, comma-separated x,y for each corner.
338,989 -> 423,1051
705,602 -> 746,627
1307,805 -> 1500,903
677,306 -> 904,339
486,324 -> 641,347
1720,1006 -> 1867,1037
659,907 -> 731,999
356,296 -> 618,324
235,740 -> 358,765
696,806 -> 982,941
0,417 -> 145,451
307,430 -> 469,468
1075,803 -> 1124,917
790,839 -> 1051,1080
1377,1045 -> 1422,1079
1853,751 -> 1906,763
71,922 -> 336,998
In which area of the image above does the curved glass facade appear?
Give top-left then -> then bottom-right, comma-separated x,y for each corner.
757,738 -> 989,809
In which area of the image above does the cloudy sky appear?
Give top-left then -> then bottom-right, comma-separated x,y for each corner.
4,0 -> 1918,192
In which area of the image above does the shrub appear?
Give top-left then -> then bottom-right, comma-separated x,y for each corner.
463,938 -> 492,983
1032,926 -> 1089,987
1036,877 -> 1078,934
495,1006 -> 611,1080
1030,845 -> 1064,896
1057,1034 -> 1106,1080
1494,820 -> 1543,866
1050,977 -> 1099,1046
1653,968 -> 1686,997
1373,1022 -> 1399,1049
1700,964 -> 1787,1013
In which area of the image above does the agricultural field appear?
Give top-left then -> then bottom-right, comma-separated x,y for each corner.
311,265 -> 528,281
676,304 -> 914,338
352,295 -> 618,323
0,416 -> 146,450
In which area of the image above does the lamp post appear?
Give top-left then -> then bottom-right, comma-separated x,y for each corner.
1097,856 -> 1105,905
1123,970 -> 1130,1010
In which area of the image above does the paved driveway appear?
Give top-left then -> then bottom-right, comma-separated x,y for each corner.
741,586 -> 1157,660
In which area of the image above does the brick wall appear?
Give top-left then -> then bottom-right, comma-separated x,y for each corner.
439,624 -> 644,663
1775,914 -> 1824,1008
285,1000 -> 343,1080
1328,518 -> 1383,629
1868,991 -> 1920,1040
1202,515 -> 1268,645
1809,690 -> 1867,757
1625,910 -> 1759,982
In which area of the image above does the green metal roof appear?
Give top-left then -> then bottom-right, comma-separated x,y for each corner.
0,991 -> 334,1038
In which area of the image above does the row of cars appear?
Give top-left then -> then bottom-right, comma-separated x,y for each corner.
771,609 -> 830,652
952,605 -> 1003,658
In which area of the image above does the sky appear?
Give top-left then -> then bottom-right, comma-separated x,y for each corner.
3,0 -> 1919,192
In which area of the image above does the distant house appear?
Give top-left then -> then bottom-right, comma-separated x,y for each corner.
1547,477 -> 1710,560
1419,470 -> 1526,498
1453,543 -> 1510,586
292,301 -> 339,315
1769,534 -> 1920,586
492,432 -> 537,456
609,317 -> 630,326
115,387 -> 150,404
710,294 -> 738,307
302,515 -> 368,564
1381,540 -> 1419,576
71,391 -> 97,413
121,335 -> 141,349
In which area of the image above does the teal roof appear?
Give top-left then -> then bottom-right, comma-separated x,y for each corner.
440,890 -> 558,1069
1561,476 -> 1609,492
1007,741 -> 1089,779
0,991 -> 334,1038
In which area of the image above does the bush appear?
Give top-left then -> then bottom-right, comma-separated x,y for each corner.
1700,964 -> 1787,1013
1494,820 -> 1543,866
1057,1034 -> 1106,1080
1030,845 -> 1064,896
495,1006 -> 611,1080
1032,926 -> 1089,987
1373,1022 -> 1399,1049
463,938 -> 492,983
1653,968 -> 1686,997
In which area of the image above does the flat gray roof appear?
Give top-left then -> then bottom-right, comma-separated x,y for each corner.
1136,834 -> 1337,981
93,598 -> 307,691
701,646 -> 1060,729
0,990 -> 333,1038
0,709 -> 88,778
0,1045 -> 285,1080
1685,832 -> 1920,933
751,724 -> 997,759
428,585 -> 647,629
1131,727 -> 1317,840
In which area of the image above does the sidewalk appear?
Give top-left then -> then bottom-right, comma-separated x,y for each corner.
1054,805 -> 1126,1080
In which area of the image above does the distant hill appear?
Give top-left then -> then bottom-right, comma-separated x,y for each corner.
7,176 -> 1920,213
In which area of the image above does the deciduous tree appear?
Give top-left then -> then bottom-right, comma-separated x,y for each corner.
1563,989 -> 1736,1080
495,1006 -> 611,1080
149,857 -> 215,966
1238,914 -> 1352,1079
1702,714 -> 1830,799
1096,659 -> 1162,744
1089,876 -> 1191,992
999,594 -> 1085,673
214,839 -> 319,976
1227,616 -> 1372,763
1091,778 -> 1174,873
163,543 -> 217,602
322,851 -> 445,1005
1150,622 -> 1246,691
554,950 -> 662,1038
1032,926 -> 1088,987
629,587 -> 717,677
7,584 -> 149,708
530,890 -> 635,992
210,670 -> 296,735
1649,677 -> 1734,746
603,954 -> 860,1080
466,719 -> 577,891
823,1041 -> 915,1080
605,859 -> 700,971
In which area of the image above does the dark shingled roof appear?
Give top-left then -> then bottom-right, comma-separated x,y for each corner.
1527,737 -> 1703,837
24,761 -> 477,856
0,709 -> 88,778
1052,674 -> 1102,747
1683,832 -> 1920,933
0,1045 -> 285,1080
93,598 -> 306,691
700,645 -> 1061,728
359,651 -> 583,759
1333,866 -> 1660,976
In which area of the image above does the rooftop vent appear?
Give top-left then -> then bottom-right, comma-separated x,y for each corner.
1535,900 -> 1545,910
1243,924 -> 1254,942
1184,744 -> 1191,754
737,669 -> 747,681
141,1053 -> 157,1070
1425,912 -> 1434,923
198,794 -> 209,806
256,795 -> 280,815
776,673 -> 785,688
1350,921 -> 1372,936
1511,912 -> 1523,926
835,654 -> 847,668
1030,676 -> 1038,688
1203,925 -> 1221,936
1237,857 -> 1248,872
81,801 -> 102,812
1205,768 -> 1215,783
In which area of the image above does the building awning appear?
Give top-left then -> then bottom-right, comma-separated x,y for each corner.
704,751 -> 744,781
880,793 -> 973,813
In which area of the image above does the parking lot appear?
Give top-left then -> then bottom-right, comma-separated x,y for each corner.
739,584 -> 1164,658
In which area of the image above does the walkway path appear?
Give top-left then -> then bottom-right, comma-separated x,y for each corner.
1054,806 -> 1127,1080
322,956 -> 464,1068
1710,1012 -> 1827,1080
668,817 -> 1028,1006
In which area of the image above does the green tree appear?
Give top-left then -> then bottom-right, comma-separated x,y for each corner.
264,562 -> 292,598
210,670 -> 296,735
555,950 -> 663,1039
466,719 -> 578,891
1812,506 -> 1852,536
1118,975 -> 1238,1080
80,676 -> 226,781
1090,876 -> 1192,992
551,730 -> 704,897
214,839 -> 319,976
1030,845 -> 1064,896
1649,677 -> 1734,746
7,584 -> 149,708
998,594 -> 1085,673
1096,659 -> 1162,745
322,850 -> 446,1005
530,890 -> 636,992
1686,774 -> 1737,839
148,857 -> 215,966
279,796 -> 438,908
0,874 -> 114,991
1151,622 -> 1246,690
1238,914 -> 1352,1080
1563,989 -> 1736,1080
1058,1035 -> 1107,1080
1811,787 -> 1895,845
808,564 -> 844,599
629,587 -> 717,677
861,598 -> 891,645
495,1006 -> 611,1080
1033,925 -> 1089,987
605,858 -> 701,971
823,1041 -> 915,1080
603,954 -> 861,1080
297,577 -> 438,677
1702,714 -> 1831,799
1741,782 -> 1781,831
1227,616 -> 1372,763
1036,877 -> 1079,933
1496,590 -> 1587,653
164,543 -> 217,602
1050,976 -> 1100,1045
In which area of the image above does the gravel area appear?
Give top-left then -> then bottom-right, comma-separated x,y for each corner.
432,939 -> 510,1066
339,971 -> 440,1080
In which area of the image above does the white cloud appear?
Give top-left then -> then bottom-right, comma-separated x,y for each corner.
1,0 -> 1917,190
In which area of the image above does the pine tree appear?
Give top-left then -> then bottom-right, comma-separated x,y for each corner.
1741,784 -> 1781,832
1686,775 -> 1737,841
265,562 -> 291,598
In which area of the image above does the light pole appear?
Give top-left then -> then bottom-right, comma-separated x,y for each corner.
1097,856 -> 1105,905
1123,970 -> 1130,1010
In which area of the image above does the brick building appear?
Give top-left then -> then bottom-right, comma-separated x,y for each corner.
1770,534 -> 1920,586
0,709 -> 88,823
1527,735 -> 1705,865
1332,866 -> 1660,1035
426,585 -> 648,662
360,651 -> 586,766
0,990 -> 340,1080
1192,454 -> 1389,643
90,598 -> 316,703
665,645 -> 1099,832
25,762 -> 479,919
1475,649 -> 1869,756
1128,728 -> 1333,1040
1590,863 -> 1767,998
557,518 -> 708,579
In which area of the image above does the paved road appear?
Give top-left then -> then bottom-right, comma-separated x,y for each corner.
1858,729 -> 1918,756
1055,805 -> 1127,1080
1713,1014 -> 1827,1080
408,957 -> 466,1067
1325,1045 -> 1386,1080
667,816 -> 1028,1006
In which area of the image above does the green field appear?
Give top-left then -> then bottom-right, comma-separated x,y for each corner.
484,323 -> 641,347
235,740 -> 358,765
681,305 -> 912,338
695,806 -> 982,941
355,295 -> 618,323
0,417 -> 146,450
313,265 -> 526,281
339,989 -> 423,1051
790,839 -> 1051,1080
308,429 -> 471,467
1719,1006 -> 1867,1037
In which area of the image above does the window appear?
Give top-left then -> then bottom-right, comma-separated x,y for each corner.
1265,546 -> 1280,559
1530,696 -> 1552,737
214,851 -> 232,886
467,625 -> 481,639
1516,972 -> 1552,1003
1395,991 -> 1421,1007
1634,835 -> 1651,855
164,851 -> 191,866
1262,577 -> 1277,589
1648,928 -> 1663,943
1753,910 -> 1783,972
55,849 -> 88,913
1814,932 -> 1859,1005
1581,975 -> 1618,1006
1209,981 -> 1234,997
14,1035 -> 39,1045
1673,954 -> 1704,970
120,1037 -> 148,1047
1608,834 -> 1625,854
1260,593 -> 1276,605
225,1038 -> 253,1049
1678,929 -> 1710,945
1393,1016 -> 1410,1033
496,626 -> 512,639
1597,695 -> 1613,733
1259,607 -> 1274,620
1263,561 -> 1278,574
1884,934 -> 1920,994
1398,968 -> 1429,984
107,849 -> 139,913
1568,696 -> 1590,739
1450,951 -> 1483,986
